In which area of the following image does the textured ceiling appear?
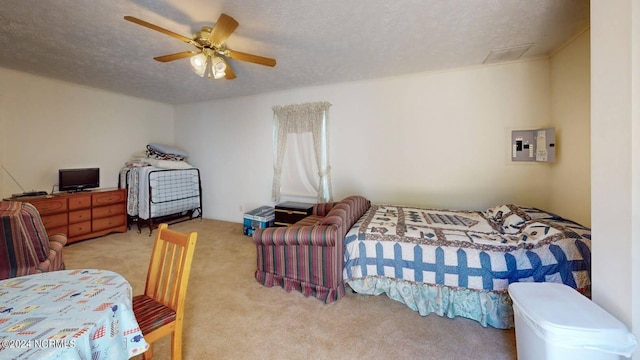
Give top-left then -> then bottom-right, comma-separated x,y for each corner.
0,0 -> 589,105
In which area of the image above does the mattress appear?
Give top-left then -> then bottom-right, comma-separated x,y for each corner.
121,166 -> 201,220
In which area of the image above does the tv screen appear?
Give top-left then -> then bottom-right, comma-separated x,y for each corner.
58,168 -> 100,192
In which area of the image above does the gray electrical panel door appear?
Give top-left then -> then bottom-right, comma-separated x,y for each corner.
511,128 -> 555,162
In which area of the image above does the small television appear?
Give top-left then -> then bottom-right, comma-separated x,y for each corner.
58,167 -> 100,192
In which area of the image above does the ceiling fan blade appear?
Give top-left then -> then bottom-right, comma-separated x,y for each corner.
221,58 -> 236,79
124,16 -> 193,44
226,50 -> 276,67
209,13 -> 239,45
153,51 -> 198,62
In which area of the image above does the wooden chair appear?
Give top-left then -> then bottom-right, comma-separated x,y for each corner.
133,223 -> 198,360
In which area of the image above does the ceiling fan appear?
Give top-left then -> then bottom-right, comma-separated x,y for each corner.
124,13 -> 276,80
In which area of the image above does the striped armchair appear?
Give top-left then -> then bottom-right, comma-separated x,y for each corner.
252,195 -> 370,303
0,201 -> 66,280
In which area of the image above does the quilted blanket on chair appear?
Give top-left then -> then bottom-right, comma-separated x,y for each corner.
0,201 -> 51,279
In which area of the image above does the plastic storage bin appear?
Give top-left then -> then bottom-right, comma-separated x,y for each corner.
243,206 -> 275,236
508,282 -> 637,360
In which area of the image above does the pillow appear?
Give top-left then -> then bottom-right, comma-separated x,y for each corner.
147,143 -> 189,157
484,204 -> 512,223
146,146 -> 186,161
144,158 -> 194,169
518,206 -> 564,221
484,204 -> 531,234
500,213 -> 529,234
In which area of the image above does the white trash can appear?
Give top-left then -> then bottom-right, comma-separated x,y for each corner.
508,282 -> 637,360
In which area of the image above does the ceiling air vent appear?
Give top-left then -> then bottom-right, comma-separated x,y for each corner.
483,43 -> 534,64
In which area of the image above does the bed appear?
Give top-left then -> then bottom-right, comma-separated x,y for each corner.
119,166 -> 202,234
343,203 -> 591,329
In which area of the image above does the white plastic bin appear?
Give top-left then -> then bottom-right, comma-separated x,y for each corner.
508,282 -> 637,360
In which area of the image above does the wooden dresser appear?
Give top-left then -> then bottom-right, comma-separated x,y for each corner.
6,188 -> 127,245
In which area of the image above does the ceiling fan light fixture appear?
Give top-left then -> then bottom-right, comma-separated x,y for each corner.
214,67 -> 227,79
193,65 -> 206,78
212,57 -> 226,72
190,53 -> 208,77
190,53 -> 206,68
210,57 -> 227,79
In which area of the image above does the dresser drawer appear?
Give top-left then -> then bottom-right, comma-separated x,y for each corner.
41,213 -> 68,229
68,195 -> 91,210
92,190 -> 125,206
92,215 -> 126,232
68,221 -> 92,237
69,209 -> 91,224
92,203 -> 125,219
30,198 -> 68,215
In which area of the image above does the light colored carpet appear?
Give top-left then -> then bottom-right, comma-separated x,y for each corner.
62,219 -> 517,360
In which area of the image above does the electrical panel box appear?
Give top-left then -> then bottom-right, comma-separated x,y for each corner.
511,128 -> 555,162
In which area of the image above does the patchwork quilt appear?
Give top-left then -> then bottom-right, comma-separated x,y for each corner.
343,204 -> 591,293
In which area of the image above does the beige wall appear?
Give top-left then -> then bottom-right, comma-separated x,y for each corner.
0,68 -> 174,197
175,59 -> 556,222
591,0 -> 639,351
549,30 -> 591,227
0,52 -> 588,228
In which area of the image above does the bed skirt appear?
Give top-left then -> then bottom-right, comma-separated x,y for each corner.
347,277 -> 514,329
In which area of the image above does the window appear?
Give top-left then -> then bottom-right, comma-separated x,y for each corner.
272,102 -> 332,203
280,132 -> 318,198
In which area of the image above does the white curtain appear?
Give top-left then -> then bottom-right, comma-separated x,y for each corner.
272,101 -> 332,203
280,132 -> 318,198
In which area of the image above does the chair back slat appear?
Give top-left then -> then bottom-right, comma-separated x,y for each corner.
160,244 -> 177,303
144,224 -> 198,312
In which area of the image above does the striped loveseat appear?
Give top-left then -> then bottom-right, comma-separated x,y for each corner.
252,195 -> 370,303
0,201 -> 66,280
